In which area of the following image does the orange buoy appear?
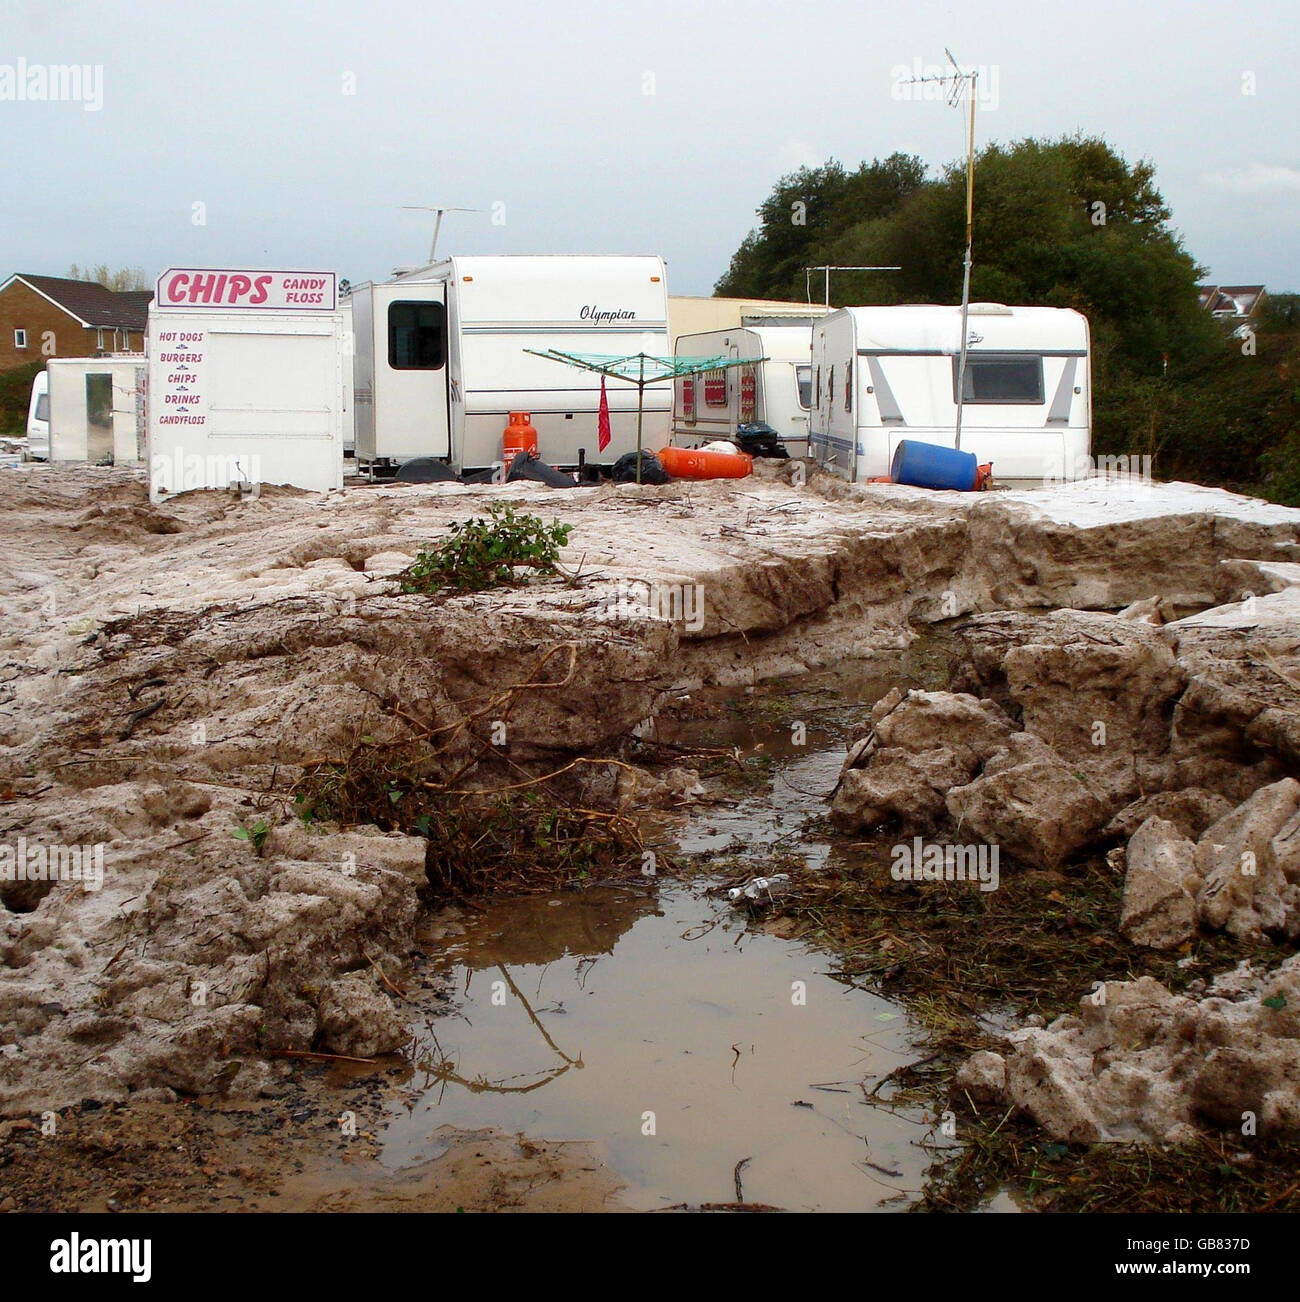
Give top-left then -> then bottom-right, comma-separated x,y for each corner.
657,445 -> 753,480
502,412 -> 539,471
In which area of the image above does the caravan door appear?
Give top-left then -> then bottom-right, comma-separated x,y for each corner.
372,283 -> 451,460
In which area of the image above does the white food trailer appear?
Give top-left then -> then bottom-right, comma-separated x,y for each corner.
44,356 -> 146,463
350,254 -> 671,472
809,304 -> 1091,484
147,268 -> 348,500
672,318 -> 816,455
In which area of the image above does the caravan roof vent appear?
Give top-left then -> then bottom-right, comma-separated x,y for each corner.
968,303 -> 1013,315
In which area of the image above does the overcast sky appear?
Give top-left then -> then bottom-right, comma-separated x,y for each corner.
3,0 -> 1296,296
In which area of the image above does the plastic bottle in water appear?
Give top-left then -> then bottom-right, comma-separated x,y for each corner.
727,873 -> 792,903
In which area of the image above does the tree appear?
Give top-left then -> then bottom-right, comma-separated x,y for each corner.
711,133 -> 1300,498
714,153 -> 927,299
68,264 -> 149,292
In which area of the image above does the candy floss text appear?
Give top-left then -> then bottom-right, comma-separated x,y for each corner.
157,270 -> 336,310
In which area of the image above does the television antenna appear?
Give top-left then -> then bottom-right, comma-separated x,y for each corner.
803,265 -> 901,310
399,204 -> 482,266
803,266 -> 903,398
902,48 -> 979,449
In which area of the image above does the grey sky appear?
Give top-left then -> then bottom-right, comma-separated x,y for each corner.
3,0 -> 1297,295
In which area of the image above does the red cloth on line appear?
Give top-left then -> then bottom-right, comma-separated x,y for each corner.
597,375 -> 611,452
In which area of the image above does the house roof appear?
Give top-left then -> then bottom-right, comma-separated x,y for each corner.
0,273 -> 153,330
1198,284 -> 1266,317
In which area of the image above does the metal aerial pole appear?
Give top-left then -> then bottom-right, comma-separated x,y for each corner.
953,59 -> 978,452
901,50 -> 979,452
636,352 -> 646,484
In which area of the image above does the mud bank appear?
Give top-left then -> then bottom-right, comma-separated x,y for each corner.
1,462 -> 1299,1140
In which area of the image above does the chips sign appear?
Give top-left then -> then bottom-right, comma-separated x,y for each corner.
154,269 -> 337,312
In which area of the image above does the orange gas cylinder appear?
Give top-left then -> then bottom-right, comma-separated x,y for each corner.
502,412 -> 539,470
657,445 -> 753,480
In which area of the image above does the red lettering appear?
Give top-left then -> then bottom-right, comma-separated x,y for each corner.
250,275 -> 272,305
166,273 -> 189,303
228,274 -> 252,302
188,273 -> 217,303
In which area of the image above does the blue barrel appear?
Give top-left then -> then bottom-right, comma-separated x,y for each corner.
890,439 -> 979,491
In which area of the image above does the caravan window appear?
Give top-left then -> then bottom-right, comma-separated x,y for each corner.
388,301 -> 445,370
955,354 -> 1044,404
844,363 -> 852,412
796,365 -> 812,410
35,393 -> 48,422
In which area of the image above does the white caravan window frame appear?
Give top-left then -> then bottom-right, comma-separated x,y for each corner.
952,353 -> 1045,405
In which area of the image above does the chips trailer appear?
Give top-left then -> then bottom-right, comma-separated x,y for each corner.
146,268 -> 349,500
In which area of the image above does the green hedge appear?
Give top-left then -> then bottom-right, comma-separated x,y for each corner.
0,361 -> 44,435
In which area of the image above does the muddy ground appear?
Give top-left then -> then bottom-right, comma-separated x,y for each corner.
2,461 -> 1300,1212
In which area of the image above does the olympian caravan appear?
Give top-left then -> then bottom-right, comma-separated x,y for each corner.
672,319 -> 816,455
351,255 -> 671,472
809,304 -> 1091,484
147,268 -> 349,501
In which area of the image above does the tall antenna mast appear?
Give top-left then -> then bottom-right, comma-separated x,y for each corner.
400,204 -> 482,264
903,49 -> 979,450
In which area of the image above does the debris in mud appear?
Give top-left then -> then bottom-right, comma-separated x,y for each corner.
726,873 -> 792,905
291,646 -> 658,899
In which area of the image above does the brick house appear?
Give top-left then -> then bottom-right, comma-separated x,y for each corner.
0,273 -> 152,372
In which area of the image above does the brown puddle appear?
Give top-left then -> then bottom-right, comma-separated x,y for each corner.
375,646 -> 969,1211
386,885 -> 931,1210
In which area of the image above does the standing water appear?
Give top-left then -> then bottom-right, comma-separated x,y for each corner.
380,646 -> 961,1210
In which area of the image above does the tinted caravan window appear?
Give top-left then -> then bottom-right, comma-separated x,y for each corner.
796,365 -> 812,409
389,301 -> 445,369
955,354 -> 1044,403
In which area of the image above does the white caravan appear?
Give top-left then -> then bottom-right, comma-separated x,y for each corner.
350,255 -> 671,471
43,356 -> 147,463
25,369 -> 49,459
809,304 -> 1091,484
672,318 -> 816,455
147,268 -> 348,500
